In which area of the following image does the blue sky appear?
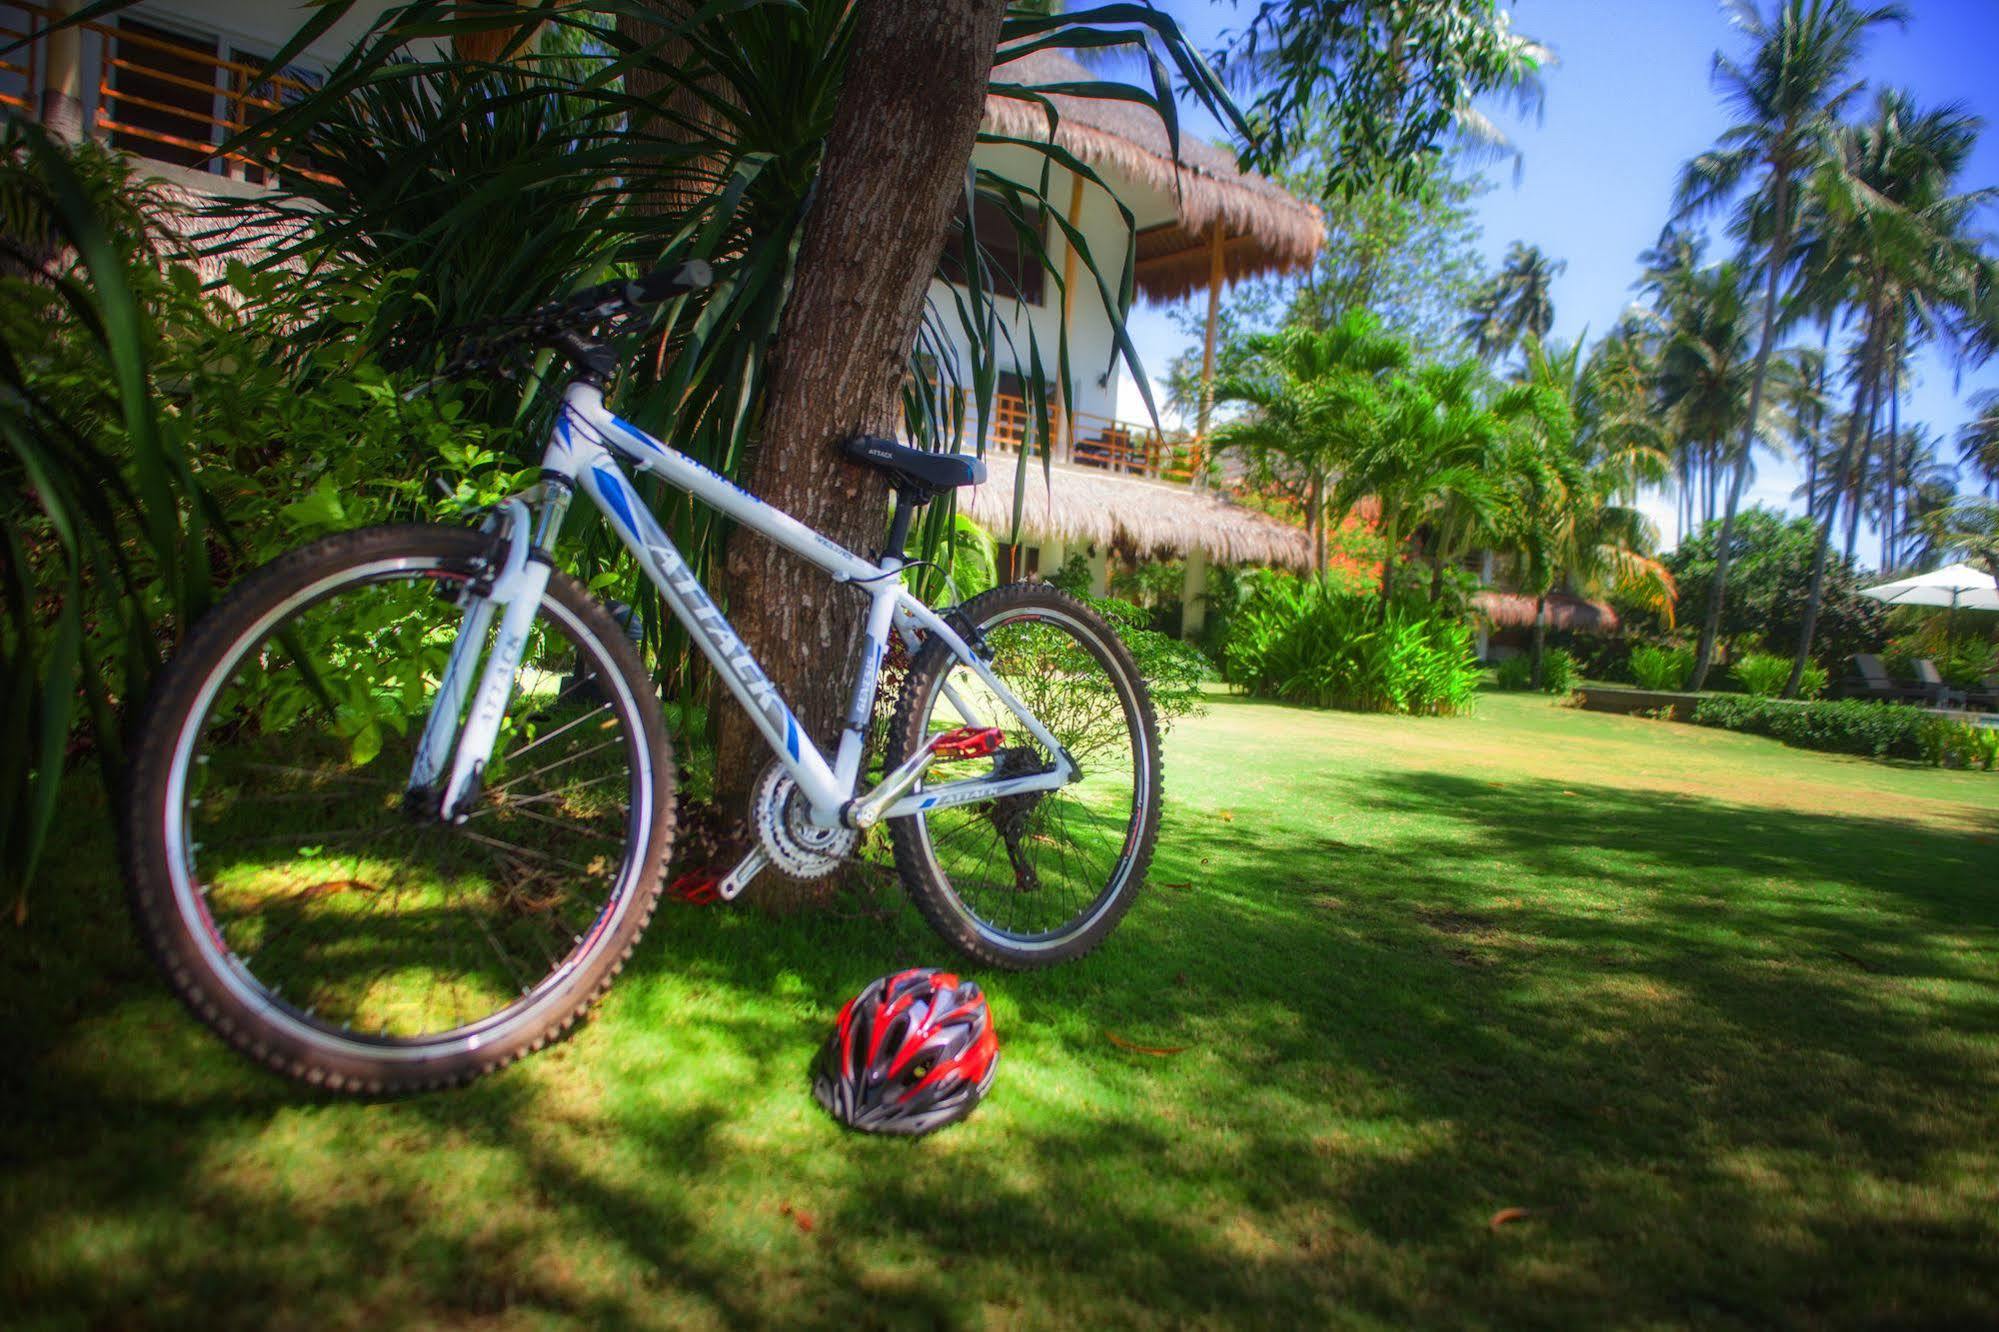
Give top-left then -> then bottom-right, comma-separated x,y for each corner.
1116,0 -> 1999,557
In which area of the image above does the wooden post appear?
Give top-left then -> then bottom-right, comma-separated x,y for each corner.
1052,169 -> 1087,463
37,0 -> 85,139
1180,546 -> 1210,640
1194,221 -> 1227,488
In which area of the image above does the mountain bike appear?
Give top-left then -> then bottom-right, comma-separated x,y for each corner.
122,262 -> 1162,1093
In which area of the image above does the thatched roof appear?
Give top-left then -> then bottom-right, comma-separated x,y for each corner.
1475,591 -> 1622,635
966,457 -> 1313,570
984,50 -> 1323,303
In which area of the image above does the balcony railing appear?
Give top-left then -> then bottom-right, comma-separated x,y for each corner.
1,5 -> 41,114
2,3 -> 333,185
961,391 -> 1206,487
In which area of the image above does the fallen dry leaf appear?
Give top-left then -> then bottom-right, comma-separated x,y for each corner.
1218,810 -> 1234,822
1488,1207 -> 1531,1231
1107,1030 -> 1188,1057
779,1202 -> 815,1233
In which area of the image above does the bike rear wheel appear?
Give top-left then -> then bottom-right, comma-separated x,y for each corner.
886,582 -> 1162,968
123,524 -> 675,1093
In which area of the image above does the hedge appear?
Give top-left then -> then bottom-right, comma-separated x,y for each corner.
1688,696 -> 1929,760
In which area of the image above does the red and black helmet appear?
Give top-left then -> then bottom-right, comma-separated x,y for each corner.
813,969 -> 999,1136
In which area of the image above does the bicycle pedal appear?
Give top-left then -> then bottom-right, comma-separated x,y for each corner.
932,726 -> 1006,760
667,869 -> 724,905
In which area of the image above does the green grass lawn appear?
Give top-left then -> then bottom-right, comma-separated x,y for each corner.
6,690 -> 1997,1328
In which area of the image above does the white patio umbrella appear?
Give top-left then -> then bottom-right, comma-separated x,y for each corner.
1858,562 -> 1999,612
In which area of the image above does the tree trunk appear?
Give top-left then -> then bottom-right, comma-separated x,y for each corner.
713,0 -> 1010,898
1787,286 -> 1885,697
1885,352 -> 1901,568
1689,188 -> 1789,694
1529,594 -> 1548,690
1309,471 -> 1327,573
1378,516 -> 1398,601
1844,391 -> 1877,565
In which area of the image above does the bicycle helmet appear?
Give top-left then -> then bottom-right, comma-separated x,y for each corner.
813,969 -> 999,1136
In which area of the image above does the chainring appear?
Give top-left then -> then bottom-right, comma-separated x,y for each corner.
753,760 -> 858,881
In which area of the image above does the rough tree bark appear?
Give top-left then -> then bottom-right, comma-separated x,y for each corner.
714,0 -> 1011,902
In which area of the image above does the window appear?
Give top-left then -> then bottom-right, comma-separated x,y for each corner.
940,194 -> 1046,306
996,544 -> 1041,583
108,19 -> 222,170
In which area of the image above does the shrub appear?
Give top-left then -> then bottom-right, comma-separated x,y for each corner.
1225,575 -> 1479,716
1689,696 -> 1929,759
1489,649 -> 1574,694
1630,644 -> 1694,691
1080,592 -> 1212,731
1916,717 -> 1999,771
1885,629 -> 1997,691
1732,651 -> 1826,699
1540,648 -> 1579,695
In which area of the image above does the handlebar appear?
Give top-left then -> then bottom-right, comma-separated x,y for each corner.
440,260 -> 715,382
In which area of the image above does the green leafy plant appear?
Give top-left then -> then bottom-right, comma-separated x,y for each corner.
1689,696 -> 1930,760
1495,648 -> 1575,694
1630,644 -> 1696,691
1226,574 -> 1479,716
1916,717 -> 1999,771
1494,655 -> 1534,691
1733,651 -> 1827,698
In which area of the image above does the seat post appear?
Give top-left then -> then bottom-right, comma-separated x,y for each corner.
883,487 -> 924,562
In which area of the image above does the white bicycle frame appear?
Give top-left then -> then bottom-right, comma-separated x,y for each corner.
411,380 -> 1074,850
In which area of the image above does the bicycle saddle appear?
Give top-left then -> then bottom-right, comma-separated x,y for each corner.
840,436 -> 986,500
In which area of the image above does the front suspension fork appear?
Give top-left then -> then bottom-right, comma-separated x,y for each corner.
407,494 -> 565,822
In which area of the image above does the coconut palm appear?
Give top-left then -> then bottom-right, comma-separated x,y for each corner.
1959,389 -> 1999,497
1923,498 -> 1999,577
1654,260 -> 1771,537
1671,0 -> 1904,691
1786,89 -> 1998,691
1499,358 -> 1675,687
1208,313 -> 1411,571
1462,241 -> 1565,363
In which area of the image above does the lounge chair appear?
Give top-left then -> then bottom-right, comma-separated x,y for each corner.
1965,675 -> 1999,711
1836,654 -> 1930,703
1910,659 -> 1967,708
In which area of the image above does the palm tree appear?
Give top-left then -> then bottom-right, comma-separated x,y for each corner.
1327,359 -> 1511,599
1923,498 -> 1999,577
1499,355 -> 1675,686
1671,0 -> 1904,692
1462,241 -> 1565,363
1655,260 -> 1773,544
1777,342 -> 1833,519
1959,389 -> 1999,498
1786,90 -> 1998,692
1208,313 -> 1411,571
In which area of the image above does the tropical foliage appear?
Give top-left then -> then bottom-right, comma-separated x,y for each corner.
1224,574 -> 1481,716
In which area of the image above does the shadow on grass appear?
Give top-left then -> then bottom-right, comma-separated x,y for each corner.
4,773 -> 1997,1327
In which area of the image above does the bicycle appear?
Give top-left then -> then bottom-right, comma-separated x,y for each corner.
122,262 -> 1163,1093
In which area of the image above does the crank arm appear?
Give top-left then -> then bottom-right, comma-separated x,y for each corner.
716,847 -> 770,902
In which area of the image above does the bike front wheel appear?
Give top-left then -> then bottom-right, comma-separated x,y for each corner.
123,524 -> 675,1093
886,582 -> 1163,969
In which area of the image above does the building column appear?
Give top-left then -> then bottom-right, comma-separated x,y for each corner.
1036,537 -> 1065,582
1180,546 -> 1210,640
1192,222 -> 1227,490
36,1 -> 86,140
1086,544 -> 1109,597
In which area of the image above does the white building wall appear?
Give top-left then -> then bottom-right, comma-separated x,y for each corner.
925,141 -> 1173,429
